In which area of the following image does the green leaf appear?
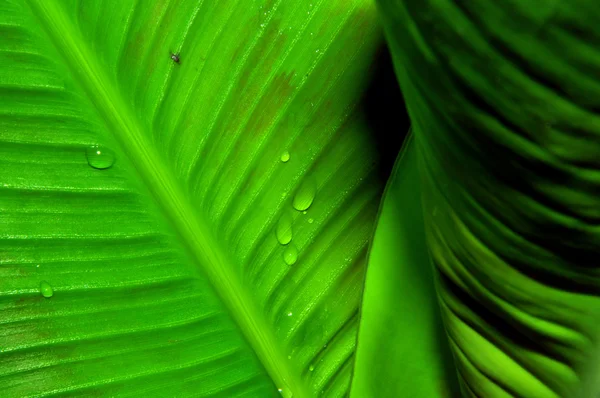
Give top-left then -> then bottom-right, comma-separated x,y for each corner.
377,0 -> 600,396
0,0 -> 386,396
351,133 -> 460,398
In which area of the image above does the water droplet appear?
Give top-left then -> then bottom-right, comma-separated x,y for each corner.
86,145 -> 115,170
36,264 -> 40,268
309,365 -> 315,372
307,218 -> 314,224
277,383 -> 293,397
302,211 -> 307,215
287,355 -> 292,359
283,244 -> 298,265
276,213 -> 293,245
39,281 -> 53,298
315,49 -> 320,53
280,151 -> 290,163
292,177 -> 316,212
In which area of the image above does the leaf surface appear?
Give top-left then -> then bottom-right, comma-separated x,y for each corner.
0,0 -> 386,396
351,134 -> 460,398
377,0 -> 600,396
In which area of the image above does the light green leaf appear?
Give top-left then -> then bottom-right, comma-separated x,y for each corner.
351,133 -> 460,398
0,0 -> 386,396
377,0 -> 600,396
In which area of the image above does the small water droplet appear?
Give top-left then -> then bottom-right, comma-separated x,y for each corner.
307,218 -> 314,224
36,264 -> 40,268
260,23 -> 265,28
280,151 -> 290,163
283,244 -> 298,265
315,49 -> 320,53
39,281 -> 53,298
309,365 -> 315,372
292,177 -> 317,212
287,355 -> 292,359
276,213 -> 293,245
277,383 -> 293,397
287,312 -> 293,317
86,145 -> 115,170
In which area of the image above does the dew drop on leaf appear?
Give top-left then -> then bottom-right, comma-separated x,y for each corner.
280,151 -> 290,163
309,365 -> 315,372
292,177 -> 316,212
39,281 -> 53,298
86,145 -> 115,170
283,244 -> 298,265
307,218 -> 314,224
276,213 -> 293,245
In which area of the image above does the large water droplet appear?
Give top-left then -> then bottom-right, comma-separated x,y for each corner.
292,177 -> 316,212
276,213 -> 293,245
39,281 -> 53,298
86,145 -> 115,169
283,244 -> 298,265
280,151 -> 290,163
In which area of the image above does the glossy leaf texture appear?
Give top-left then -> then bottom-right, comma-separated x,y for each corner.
376,0 -> 600,397
0,0 -> 387,396
351,134 -> 460,398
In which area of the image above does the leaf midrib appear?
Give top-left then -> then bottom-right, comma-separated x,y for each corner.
25,1 -> 308,396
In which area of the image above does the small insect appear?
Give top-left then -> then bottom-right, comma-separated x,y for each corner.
170,52 -> 180,64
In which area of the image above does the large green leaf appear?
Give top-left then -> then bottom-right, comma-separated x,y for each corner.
377,0 -> 600,397
0,0 -> 387,396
